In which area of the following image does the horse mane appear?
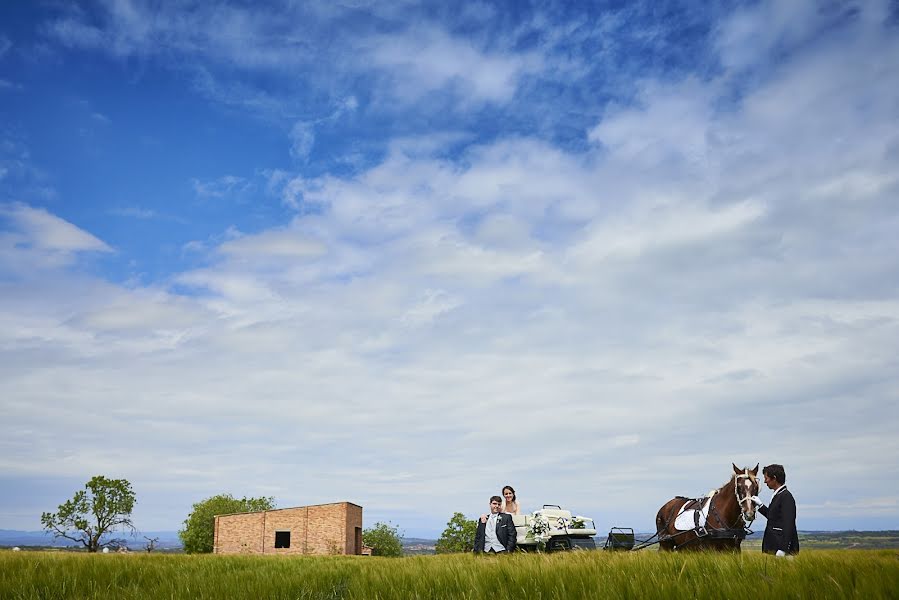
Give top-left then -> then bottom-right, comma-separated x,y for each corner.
717,474 -> 736,494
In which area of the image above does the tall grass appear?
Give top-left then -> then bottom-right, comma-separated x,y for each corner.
1,549 -> 897,599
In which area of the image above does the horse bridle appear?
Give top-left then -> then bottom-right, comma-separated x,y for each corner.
734,469 -> 759,524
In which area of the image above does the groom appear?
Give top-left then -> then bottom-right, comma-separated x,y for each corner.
474,495 -> 517,554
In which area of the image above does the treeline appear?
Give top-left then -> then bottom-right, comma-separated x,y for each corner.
41,476 -> 487,556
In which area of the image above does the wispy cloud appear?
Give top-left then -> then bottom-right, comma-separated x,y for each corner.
714,0 -> 874,72
191,175 -> 251,199
0,79 -> 23,92
289,122 -> 315,162
0,35 -> 11,59
367,26 -> 542,105
110,206 -> 156,219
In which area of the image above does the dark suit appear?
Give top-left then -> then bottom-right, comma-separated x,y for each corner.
759,487 -> 799,555
473,513 -> 517,553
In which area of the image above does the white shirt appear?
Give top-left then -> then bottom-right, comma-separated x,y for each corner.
483,513 -> 506,552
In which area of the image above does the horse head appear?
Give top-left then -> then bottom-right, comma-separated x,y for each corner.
732,463 -> 760,523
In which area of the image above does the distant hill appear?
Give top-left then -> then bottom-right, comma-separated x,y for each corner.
4,530 -> 896,552
0,530 -> 182,550
400,531 -> 899,554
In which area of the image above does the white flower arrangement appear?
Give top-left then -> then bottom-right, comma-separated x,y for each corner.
568,516 -> 586,529
526,511 -> 552,549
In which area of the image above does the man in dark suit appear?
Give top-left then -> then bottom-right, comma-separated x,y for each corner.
474,495 -> 517,554
752,463 -> 799,556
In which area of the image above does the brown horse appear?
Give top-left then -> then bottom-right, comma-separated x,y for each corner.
655,463 -> 760,551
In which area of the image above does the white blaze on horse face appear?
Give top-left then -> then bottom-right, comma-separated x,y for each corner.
737,477 -> 757,518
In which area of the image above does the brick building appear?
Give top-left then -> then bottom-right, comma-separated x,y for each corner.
213,501 -> 363,555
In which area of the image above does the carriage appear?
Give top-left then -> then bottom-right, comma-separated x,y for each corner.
516,465 -> 758,553
512,506 -> 637,552
512,505 -> 599,551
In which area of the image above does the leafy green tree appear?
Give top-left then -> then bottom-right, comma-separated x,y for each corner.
362,521 -> 404,557
179,494 -> 275,553
435,512 -> 477,554
40,475 -> 136,553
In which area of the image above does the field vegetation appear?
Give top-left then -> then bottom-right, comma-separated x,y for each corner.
2,549 -> 898,599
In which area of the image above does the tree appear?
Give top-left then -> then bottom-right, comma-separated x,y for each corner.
40,475 -> 136,553
435,512 -> 477,554
179,494 -> 275,553
362,521 -> 403,557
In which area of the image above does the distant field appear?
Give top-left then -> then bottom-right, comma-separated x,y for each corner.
737,531 -> 899,552
798,531 -> 899,550
2,549 -> 899,599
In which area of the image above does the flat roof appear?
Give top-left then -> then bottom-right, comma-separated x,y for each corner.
214,501 -> 362,519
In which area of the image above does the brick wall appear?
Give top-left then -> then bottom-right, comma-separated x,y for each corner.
345,503 -> 363,555
214,502 -> 363,555
214,511 -> 264,554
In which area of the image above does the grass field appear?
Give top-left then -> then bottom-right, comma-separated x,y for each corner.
2,549 -> 898,599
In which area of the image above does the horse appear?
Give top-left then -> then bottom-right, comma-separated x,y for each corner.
655,463 -> 760,552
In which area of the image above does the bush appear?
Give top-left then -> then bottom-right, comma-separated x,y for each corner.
179,494 -> 275,554
436,512 -> 477,554
362,522 -> 403,557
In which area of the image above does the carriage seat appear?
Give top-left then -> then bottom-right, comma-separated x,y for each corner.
540,508 -> 572,521
511,511 -> 597,537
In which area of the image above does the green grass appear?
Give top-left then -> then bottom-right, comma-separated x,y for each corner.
2,549 -> 898,599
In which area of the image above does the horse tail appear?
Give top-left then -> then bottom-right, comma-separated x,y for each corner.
656,499 -> 679,534
655,507 -> 665,534
656,500 -> 679,551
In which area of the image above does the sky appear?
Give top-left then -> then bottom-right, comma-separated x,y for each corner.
1,0 -> 898,539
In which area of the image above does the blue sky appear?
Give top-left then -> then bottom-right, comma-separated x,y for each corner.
1,0 -> 898,538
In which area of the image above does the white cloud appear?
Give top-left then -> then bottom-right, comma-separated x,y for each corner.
3,1 -> 898,534
588,79 -> 716,167
399,289 -> 461,326
218,228 -> 326,261
368,27 -> 540,104
714,0 -> 822,71
41,3 -> 539,111
1,202 -> 111,253
569,200 -> 766,265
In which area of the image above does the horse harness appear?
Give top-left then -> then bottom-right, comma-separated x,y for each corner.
658,469 -> 758,550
